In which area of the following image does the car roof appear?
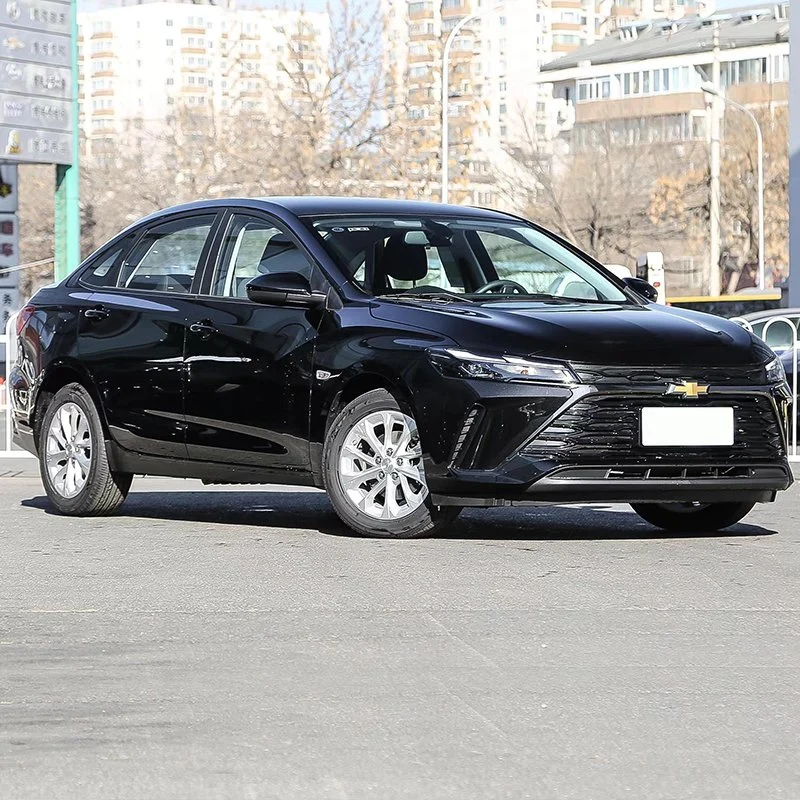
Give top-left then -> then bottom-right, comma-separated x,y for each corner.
739,308 -> 800,322
134,196 -> 521,225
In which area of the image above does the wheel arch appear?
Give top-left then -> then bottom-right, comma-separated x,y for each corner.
324,369 -> 416,437
33,360 -> 109,450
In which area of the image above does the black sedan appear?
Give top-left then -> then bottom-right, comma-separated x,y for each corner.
8,197 -> 793,537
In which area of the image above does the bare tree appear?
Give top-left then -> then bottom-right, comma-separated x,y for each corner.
502,114 -> 667,264
649,106 -> 788,290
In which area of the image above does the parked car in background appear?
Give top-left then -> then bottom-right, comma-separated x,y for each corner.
7,197 -> 793,537
735,309 -> 800,354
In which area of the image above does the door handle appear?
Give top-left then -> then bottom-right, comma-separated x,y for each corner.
83,306 -> 109,321
189,321 -> 217,338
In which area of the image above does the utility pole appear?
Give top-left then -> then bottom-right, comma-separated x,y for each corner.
441,3 -> 504,204
54,0 -> 81,282
708,20 -> 722,296
789,0 -> 800,307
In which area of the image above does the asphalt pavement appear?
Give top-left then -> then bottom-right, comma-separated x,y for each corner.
1,458 -> 799,799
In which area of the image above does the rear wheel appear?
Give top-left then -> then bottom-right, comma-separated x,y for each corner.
323,389 -> 461,538
631,501 -> 755,533
38,383 -> 132,516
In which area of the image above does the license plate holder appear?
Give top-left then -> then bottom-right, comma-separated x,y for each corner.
640,407 -> 734,447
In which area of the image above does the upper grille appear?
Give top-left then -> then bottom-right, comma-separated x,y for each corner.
522,394 -> 784,464
570,363 -> 767,387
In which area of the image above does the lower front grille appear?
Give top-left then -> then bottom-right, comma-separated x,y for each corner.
521,394 -> 784,464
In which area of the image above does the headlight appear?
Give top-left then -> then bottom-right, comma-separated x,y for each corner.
428,348 -> 578,384
765,356 -> 787,385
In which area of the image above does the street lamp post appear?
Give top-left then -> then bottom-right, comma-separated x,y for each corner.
701,81 -> 766,291
441,3 -> 504,205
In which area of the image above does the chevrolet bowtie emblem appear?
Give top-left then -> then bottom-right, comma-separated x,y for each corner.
668,380 -> 710,399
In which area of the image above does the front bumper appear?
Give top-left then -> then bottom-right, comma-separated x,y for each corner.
421,370 -> 794,506
431,463 -> 793,506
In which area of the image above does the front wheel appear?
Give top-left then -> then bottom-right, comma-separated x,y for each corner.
631,502 -> 755,533
38,383 -> 132,516
323,389 -> 461,538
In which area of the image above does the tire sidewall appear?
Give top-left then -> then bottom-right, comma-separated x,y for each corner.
631,501 -> 755,533
323,389 -> 448,538
38,384 -> 106,514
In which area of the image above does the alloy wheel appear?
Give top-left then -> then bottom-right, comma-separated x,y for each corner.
45,402 -> 92,498
338,410 -> 428,520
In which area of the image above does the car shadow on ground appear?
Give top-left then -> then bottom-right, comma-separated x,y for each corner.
21,490 -> 778,541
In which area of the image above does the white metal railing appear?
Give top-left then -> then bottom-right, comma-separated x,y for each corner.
1,313 -> 33,458
731,314 -> 799,461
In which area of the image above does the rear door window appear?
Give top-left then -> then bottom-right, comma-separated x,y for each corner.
79,235 -> 137,289
120,215 -> 217,294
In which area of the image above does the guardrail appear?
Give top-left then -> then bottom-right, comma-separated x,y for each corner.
1,313 -> 32,458
731,314 -> 799,462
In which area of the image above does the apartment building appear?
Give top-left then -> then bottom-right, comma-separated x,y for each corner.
77,0 -> 329,153
381,0 -> 713,206
540,2 -> 789,291
541,4 -> 789,149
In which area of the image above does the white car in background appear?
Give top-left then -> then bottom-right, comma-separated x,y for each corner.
736,309 -> 800,354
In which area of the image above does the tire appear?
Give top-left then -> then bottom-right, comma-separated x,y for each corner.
323,388 -> 461,538
630,501 -> 755,533
38,382 -> 132,516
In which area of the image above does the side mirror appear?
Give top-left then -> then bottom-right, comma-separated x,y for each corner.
246,272 -> 327,308
622,276 -> 659,303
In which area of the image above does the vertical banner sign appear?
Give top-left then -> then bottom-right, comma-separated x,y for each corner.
0,163 -> 19,328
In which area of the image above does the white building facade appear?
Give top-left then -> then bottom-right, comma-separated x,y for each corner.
77,0 -> 329,152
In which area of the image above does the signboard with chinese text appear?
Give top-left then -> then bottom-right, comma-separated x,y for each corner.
1,0 -> 73,164
0,212 -> 20,288
0,163 -> 17,212
0,287 -> 20,329
2,58 -> 71,99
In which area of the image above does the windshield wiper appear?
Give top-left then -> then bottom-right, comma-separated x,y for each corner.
384,291 -> 474,304
471,292 -> 573,303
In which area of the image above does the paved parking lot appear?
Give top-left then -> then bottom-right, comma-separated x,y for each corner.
1,458 -> 799,799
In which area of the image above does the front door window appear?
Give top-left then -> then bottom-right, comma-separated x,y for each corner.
211,214 -> 313,298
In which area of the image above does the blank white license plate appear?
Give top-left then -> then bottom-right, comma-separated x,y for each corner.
640,407 -> 734,447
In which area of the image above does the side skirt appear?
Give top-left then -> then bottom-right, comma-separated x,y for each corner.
107,442 -> 317,487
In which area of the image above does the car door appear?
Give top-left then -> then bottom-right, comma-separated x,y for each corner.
76,211 -> 221,458
183,211 -> 324,470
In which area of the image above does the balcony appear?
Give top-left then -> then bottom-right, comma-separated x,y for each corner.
552,21 -> 582,32
408,3 -> 434,21
181,26 -> 206,35
441,2 -> 469,17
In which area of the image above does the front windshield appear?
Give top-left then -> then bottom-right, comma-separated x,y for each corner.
306,215 -> 629,303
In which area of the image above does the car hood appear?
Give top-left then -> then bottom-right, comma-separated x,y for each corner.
370,299 -> 773,367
